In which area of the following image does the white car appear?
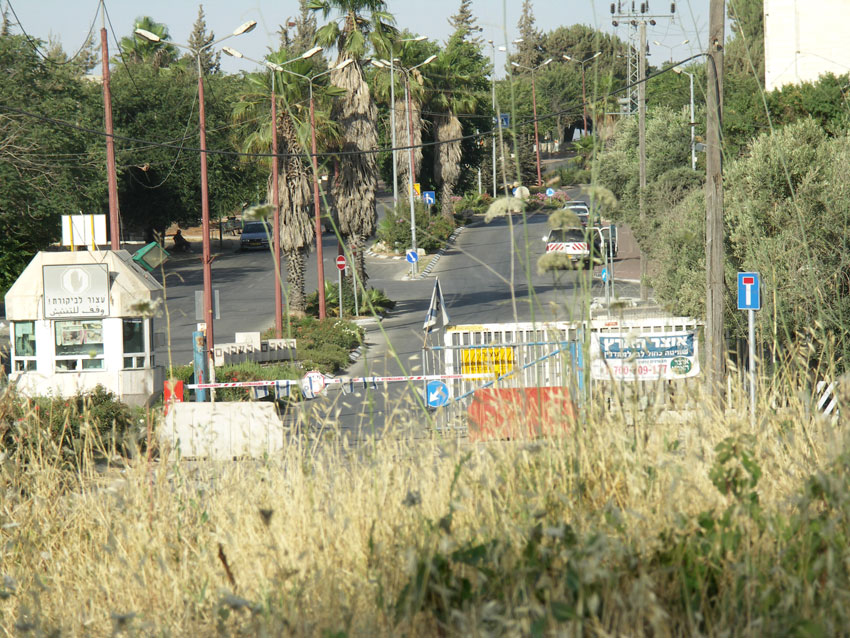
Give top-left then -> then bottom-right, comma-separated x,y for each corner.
542,226 -> 604,268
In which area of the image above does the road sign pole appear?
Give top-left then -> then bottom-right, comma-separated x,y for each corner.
338,267 -> 343,317
353,262 -> 359,317
749,308 -> 756,427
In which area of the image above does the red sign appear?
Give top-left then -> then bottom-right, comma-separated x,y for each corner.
335,255 -> 347,271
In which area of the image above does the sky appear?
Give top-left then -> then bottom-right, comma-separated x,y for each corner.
8,0 -> 709,77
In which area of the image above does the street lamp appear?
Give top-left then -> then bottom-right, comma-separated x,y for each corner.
387,35 -> 426,207
222,45 -> 323,331
673,65 -> 697,171
563,51 -> 601,137
375,53 -> 436,275
280,57 -> 352,318
135,20 -> 256,373
486,40 -> 498,197
653,39 -> 689,64
510,58 -> 552,186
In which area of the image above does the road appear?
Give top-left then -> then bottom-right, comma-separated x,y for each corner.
155,195 -> 640,437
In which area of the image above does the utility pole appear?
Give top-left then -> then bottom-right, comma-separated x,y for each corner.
638,20 -> 648,301
100,1 -> 119,249
705,0 -> 725,405
610,2 -> 677,302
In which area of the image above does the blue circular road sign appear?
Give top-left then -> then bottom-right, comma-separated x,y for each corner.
426,380 -> 450,407
545,187 -> 555,197
406,250 -> 419,264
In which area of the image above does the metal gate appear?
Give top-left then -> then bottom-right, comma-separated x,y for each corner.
423,321 -> 583,431
423,316 -> 702,432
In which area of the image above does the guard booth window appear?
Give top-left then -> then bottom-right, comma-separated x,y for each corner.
13,321 -> 36,371
55,320 -> 104,371
123,318 -> 147,369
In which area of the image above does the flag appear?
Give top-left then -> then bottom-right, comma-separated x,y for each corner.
423,278 -> 450,333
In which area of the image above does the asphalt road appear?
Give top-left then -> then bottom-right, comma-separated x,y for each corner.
155,192 -> 640,437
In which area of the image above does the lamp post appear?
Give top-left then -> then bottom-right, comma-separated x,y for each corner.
221,45 -> 323,334
510,58 -> 552,186
653,38 -> 689,64
673,66 -> 697,171
486,40 -> 497,197
388,36 -> 426,207
375,54 -> 436,275
563,52 -> 601,137
281,58 -> 353,319
135,20 -> 256,370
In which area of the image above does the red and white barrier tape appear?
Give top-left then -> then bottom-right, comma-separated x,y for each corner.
186,372 -> 491,391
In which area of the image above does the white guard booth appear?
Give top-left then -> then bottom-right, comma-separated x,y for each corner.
5,250 -> 164,406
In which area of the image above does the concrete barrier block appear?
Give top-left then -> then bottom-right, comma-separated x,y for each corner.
161,402 -> 286,459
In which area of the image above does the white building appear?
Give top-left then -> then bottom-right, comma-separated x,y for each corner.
5,250 -> 164,406
764,0 -> 850,90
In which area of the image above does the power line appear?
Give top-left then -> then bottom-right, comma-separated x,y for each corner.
0,54 -> 707,164
7,0 -> 101,66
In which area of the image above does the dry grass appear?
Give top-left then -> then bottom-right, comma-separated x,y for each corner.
0,376 -> 847,636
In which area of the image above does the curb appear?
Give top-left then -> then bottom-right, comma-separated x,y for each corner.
412,226 -> 466,280
349,344 -> 364,363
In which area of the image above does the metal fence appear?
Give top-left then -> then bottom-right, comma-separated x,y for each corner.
423,316 -> 702,431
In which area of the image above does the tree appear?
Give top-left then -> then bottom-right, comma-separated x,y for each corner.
290,0 -> 318,55
110,59 -> 263,238
726,0 -> 764,80
448,0 -> 481,44
185,5 -> 221,74
232,53 -> 340,314
0,35 -> 103,292
118,16 -> 177,69
429,28 -> 489,217
514,0 -> 543,69
311,0 -> 396,284
370,35 -> 435,202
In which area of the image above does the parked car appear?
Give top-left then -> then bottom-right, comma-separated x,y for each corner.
240,220 -> 271,250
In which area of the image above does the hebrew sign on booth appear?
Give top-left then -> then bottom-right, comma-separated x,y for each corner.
591,331 -> 700,381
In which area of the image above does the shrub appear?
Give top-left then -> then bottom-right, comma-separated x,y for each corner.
306,281 -> 395,318
0,385 -> 143,465
376,201 -> 456,253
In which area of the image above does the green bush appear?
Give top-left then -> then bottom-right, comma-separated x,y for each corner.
376,201 -> 456,252
306,281 -> 396,318
1,386 -> 143,465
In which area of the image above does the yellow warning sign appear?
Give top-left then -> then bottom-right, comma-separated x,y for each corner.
461,347 -> 515,376
412,182 -> 421,197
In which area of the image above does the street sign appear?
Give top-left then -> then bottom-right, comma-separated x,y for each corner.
545,187 -> 555,197
461,346 -> 514,376
301,371 -> 326,399
499,113 -> 510,128
335,255 -> 347,271
412,182 -> 421,196
600,268 -> 608,282
422,190 -> 436,205
406,250 -> 418,264
737,272 -> 761,310
426,380 -> 449,408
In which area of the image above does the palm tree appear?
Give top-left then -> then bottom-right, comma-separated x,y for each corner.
119,17 -> 177,69
232,55 -> 337,314
369,39 -> 432,200
428,31 -> 487,219
311,0 -> 396,284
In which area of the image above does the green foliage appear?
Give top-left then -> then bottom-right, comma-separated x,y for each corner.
288,315 -> 364,373
375,201 -> 455,252
306,280 -> 395,318
111,65 -> 266,236
1,386 -> 143,464
0,35 -> 104,293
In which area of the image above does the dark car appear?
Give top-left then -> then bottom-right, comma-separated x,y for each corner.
240,221 -> 271,250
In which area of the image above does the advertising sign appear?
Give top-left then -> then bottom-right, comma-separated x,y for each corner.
591,331 -> 700,381
43,264 -> 109,318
